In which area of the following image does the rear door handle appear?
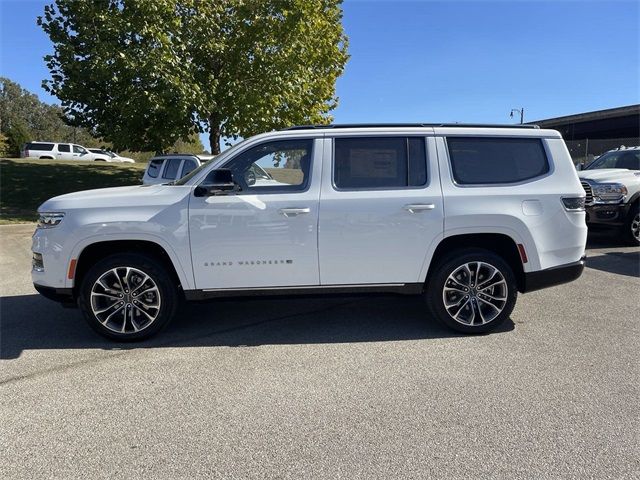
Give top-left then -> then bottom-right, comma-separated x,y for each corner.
279,207 -> 311,217
403,203 -> 436,213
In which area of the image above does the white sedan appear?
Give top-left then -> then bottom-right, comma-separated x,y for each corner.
88,149 -> 136,163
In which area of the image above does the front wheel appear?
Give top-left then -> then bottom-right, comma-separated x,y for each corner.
623,204 -> 640,246
425,249 -> 518,334
78,254 -> 179,341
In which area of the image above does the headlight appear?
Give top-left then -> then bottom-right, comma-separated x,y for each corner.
37,212 -> 65,229
592,183 -> 627,203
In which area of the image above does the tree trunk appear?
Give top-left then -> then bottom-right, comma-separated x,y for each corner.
209,117 -> 221,155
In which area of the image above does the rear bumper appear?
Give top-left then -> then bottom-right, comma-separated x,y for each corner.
33,284 -> 76,307
522,257 -> 585,293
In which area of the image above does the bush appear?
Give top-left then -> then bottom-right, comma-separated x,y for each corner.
0,132 -> 9,157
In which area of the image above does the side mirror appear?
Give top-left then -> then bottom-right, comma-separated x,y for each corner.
194,169 -> 239,197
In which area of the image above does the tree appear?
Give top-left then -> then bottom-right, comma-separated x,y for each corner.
39,0 -> 349,154
0,76 -> 96,146
5,121 -> 31,156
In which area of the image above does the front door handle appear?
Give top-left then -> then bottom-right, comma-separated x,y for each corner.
279,207 -> 311,217
403,203 -> 436,213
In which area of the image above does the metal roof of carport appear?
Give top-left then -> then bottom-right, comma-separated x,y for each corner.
528,104 -> 640,140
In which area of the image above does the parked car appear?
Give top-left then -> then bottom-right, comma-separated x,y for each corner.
32,124 -> 587,341
88,149 -> 136,163
22,142 -> 110,161
578,146 -> 640,245
141,154 -> 214,184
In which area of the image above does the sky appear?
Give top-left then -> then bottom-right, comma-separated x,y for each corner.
1,0 -> 639,149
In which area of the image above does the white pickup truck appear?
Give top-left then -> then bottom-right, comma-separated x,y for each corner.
578,146 -> 640,245
32,124 -> 588,341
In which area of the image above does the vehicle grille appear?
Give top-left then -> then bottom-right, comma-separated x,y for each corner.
581,181 -> 594,205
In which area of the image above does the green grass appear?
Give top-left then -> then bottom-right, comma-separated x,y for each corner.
0,158 -> 145,224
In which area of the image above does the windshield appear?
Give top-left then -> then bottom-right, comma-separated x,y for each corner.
174,139 -> 250,185
586,150 -> 640,170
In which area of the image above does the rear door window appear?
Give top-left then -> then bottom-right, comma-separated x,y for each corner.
446,137 -> 549,185
147,159 -> 164,178
57,144 -> 70,153
162,158 -> 182,180
333,137 -> 427,190
181,159 -> 198,177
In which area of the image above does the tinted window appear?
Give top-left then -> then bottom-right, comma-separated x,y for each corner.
147,159 -> 163,178
224,139 -> 312,192
334,137 -> 427,189
181,159 -> 197,177
27,143 -> 55,151
447,137 -> 549,185
162,158 -> 181,179
57,144 -> 70,152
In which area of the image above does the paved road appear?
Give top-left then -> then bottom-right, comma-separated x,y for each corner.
1,224 -> 638,479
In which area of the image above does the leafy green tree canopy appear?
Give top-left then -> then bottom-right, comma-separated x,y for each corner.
0,76 -> 96,147
39,0 -> 349,154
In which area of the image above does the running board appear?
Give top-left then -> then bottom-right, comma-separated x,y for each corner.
184,283 -> 424,300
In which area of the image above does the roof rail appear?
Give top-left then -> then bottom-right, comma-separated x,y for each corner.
282,123 -> 540,131
157,152 -> 200,157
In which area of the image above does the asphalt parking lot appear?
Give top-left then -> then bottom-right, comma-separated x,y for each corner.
1,223 -> 638,479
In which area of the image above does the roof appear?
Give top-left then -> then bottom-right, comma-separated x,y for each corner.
283,123 -> 539,130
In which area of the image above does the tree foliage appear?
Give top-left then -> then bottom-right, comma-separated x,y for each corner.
39,0 -> 349,154
0,76 -> 96,148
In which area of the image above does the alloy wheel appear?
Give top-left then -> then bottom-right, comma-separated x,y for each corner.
90,267 -> 161,334
631,212 -> 640,242
442,261 -> 508,326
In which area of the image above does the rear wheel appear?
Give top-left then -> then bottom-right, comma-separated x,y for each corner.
78,253 -> 178,341
425,249 -> 518,334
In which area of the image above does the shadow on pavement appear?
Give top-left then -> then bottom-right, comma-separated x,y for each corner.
0,293 -> 514,360
586,230 -> 633,249
586,252 -> 640,278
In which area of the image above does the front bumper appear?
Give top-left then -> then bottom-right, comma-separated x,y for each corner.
33,284 -> 77,307
585,203 -> 631,227
522,257 -> 586,293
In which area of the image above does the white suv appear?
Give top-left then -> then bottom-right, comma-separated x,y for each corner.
22,142 -> 111,161
32,124 -> 587,340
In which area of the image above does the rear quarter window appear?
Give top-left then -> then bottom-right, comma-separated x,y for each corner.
26,142 -> 55,151
447,137 -> 549,185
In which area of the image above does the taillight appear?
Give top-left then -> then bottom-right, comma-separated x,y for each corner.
561,197 -> 586,211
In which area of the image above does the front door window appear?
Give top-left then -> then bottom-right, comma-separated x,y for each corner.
223,139 -> 313,193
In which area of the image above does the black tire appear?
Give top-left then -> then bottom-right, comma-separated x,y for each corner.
425,248 -> 518,334
78,253 -> 179,341
623,203 -> 640,246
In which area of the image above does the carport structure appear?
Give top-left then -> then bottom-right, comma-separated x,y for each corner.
529,104 -> 640,163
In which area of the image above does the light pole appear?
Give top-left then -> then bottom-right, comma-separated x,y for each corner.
510,108 -> 524,124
